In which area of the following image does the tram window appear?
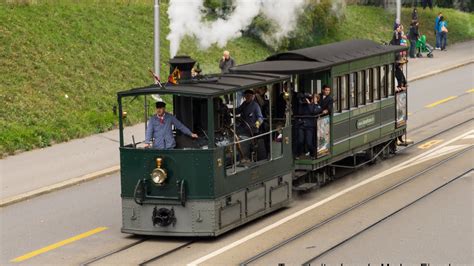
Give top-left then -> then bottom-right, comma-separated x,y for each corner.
358,71 -> 365,106
340,75 -> 349,111
388,64 -> 394,96
373,67 -> 380,100
380,65 -> 387,98
332,77 -> 340,113
366,69 -> 373,103
349,73 -> 356,108
224,84 -> 285,176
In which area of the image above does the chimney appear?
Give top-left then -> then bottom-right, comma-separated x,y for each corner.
169,56 -> 196,82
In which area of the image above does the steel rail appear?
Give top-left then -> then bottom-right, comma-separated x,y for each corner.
239,142 -> 472,265
303,167 -> 473,265
399,116 -> 472,153
80,238 -> 194,266
407,104 -> 472,134
80,237 -> 150,265
138,240 -> 195,265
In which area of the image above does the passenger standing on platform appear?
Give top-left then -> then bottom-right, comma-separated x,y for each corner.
145,102 -> 198,149
395,62 -> 407,92
296,93 -> 322,159
318,85 -> 334,115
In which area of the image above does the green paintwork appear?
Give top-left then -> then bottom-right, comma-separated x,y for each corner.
120,148 -> 216,199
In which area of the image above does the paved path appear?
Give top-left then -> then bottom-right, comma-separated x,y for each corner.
1,40 -> 473,207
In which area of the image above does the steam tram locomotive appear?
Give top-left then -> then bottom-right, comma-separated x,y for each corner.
117,39 -> 408,236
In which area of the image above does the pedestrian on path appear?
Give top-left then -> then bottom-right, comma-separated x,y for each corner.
435,12 -> 443,50
408,21 -> 420,58
439,16 -> 449,51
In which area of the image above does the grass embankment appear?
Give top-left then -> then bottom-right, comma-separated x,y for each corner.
324,5 -> 474,46
0,1 -> 272,156
1,2 -> 473,156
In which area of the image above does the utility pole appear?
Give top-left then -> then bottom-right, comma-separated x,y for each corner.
154,0 -> 160,77
396,0 -> 401,23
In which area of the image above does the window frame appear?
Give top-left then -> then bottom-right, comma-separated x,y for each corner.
373,67 -> 380,101
340,74 -> 349,111
357,71 -> 365,106
332,77 -> 340,113
366,69 -> 373,103
349,72 -> 357,108
388,64 -> 395,96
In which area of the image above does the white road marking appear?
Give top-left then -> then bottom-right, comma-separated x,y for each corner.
187,129 -> 474,266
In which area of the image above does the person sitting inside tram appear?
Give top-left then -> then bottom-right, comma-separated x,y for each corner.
236,89 -> 264,136
296,93 -> 322,159
145,101 -> 198,149
318,85 -> 334,115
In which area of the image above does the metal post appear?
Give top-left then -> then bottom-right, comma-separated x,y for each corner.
154,0 -> 160,77
396,0 -> 401,24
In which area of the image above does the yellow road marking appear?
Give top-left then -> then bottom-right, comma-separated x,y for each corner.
418,139 -> 443,149
11,227 -> 107,263
467,88 -> 474,93
425,96 -> 457,108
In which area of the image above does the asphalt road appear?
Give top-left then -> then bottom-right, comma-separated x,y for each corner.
0,64 -> 472,265
312,171 -> 473,264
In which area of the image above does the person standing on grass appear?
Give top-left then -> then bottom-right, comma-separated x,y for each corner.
434,12 -> 443,50
219,50 -> 235,74
439,16 -> 449,51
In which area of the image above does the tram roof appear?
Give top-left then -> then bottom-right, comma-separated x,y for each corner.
232,39 -> 408,74
117,72 -> 289,98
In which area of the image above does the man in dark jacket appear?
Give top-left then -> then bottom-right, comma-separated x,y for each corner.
318,85 -> 334,115
236,90 -> 263,136
219,50 -> 236,74
408,21 -> 419,58
296,93 -> 322,158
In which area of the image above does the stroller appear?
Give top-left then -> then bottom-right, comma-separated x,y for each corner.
416,35 -> 434,58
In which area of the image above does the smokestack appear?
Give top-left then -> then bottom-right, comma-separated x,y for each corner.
169,56 -> 196,82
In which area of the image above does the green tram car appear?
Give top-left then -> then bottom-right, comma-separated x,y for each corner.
117,40 -> 408,236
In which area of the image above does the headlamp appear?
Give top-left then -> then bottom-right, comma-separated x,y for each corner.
150,158 -> 167,185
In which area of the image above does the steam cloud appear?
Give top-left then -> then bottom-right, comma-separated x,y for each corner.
167,0 -> 306,58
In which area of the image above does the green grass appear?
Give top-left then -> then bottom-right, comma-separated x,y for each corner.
321,5 -> 474,45
0,2 -> 472,156
0,1 -> 273,156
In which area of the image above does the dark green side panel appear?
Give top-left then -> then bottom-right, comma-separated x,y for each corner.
120,148 -> 215,199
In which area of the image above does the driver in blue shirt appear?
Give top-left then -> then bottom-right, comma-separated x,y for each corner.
145,101 -> 198,149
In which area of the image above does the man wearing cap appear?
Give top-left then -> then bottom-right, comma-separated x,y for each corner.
236,89 -> 264,135
145,101 -> 198,149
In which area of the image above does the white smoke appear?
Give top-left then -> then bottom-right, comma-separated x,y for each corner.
167,0 -> 306,57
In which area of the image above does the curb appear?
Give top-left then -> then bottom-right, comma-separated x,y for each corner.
1,60 -> 472,208
0,165 -> 120,208
408,60 -> 473,82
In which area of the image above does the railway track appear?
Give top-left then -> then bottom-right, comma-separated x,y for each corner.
239,123 -> 473,265
80,238 -> 194,265
84,119 -> 471,266
302,169 -> 472,265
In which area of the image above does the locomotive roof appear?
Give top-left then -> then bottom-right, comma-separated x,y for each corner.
117,72 -> 289,98
232,39 -> 408,74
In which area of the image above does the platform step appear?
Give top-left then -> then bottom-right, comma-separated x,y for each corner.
293,170 -> 307,180
293,182 -> 318,191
